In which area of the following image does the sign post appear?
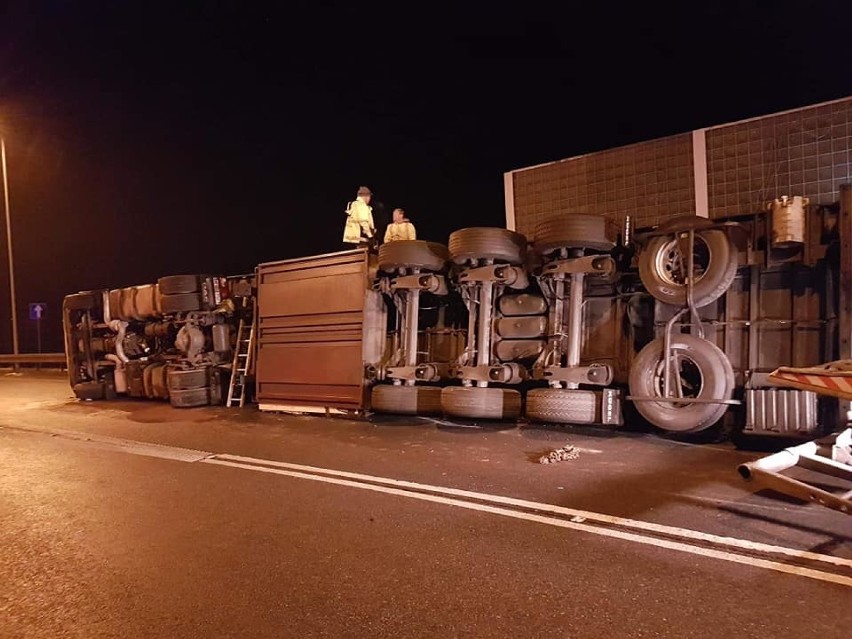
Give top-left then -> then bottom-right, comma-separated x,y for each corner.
29,303 -> 46,368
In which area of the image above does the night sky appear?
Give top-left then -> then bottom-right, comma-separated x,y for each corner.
1,1 -> 850,353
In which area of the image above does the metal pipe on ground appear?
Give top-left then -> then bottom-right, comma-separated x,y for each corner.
738,428 -> 852,515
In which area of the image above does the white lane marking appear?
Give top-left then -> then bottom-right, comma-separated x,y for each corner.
71,438 -> 212,463
1,425 -> 213,463
202,458 -> 852,588
213,453 -> 852,571
8,425 -> 849,579
423,418 -> 486,429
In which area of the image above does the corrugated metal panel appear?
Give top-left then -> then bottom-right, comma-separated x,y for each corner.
745,389 -> 819,434
256,249 -> 377,411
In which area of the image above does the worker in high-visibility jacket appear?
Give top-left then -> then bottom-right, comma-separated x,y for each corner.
384,208 -> 417,243
343,186 -> 376,247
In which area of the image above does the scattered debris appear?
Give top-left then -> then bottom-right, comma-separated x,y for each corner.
538,444 -> 580,464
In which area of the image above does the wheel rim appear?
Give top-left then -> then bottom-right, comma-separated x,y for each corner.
652,348 -> 704,408
654,235 -> 710,288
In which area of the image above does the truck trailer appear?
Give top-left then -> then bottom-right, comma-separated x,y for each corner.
62,187 -> 851,446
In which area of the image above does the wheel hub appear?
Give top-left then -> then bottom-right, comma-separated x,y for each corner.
655,236 -> 710,288
653,349 -> 704,408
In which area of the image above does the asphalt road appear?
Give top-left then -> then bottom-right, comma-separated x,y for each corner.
1,371 -> 850,638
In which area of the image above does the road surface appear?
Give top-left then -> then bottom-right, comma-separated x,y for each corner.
1,371 -> 849,638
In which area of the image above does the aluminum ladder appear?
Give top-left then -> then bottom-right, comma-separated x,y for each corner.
226,299 -> 256,407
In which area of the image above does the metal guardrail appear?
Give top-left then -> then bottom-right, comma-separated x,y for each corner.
0,353 -> 67,365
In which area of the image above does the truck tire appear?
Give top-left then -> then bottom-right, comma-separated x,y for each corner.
378,241 -> 449,272
167,368 -> 208,391
533,215 -> 614,253
441,386 -> 521,420
64,292 -> 100,311
526,388 -> 597,424
448,228 -> 527,265
638,230 -> 737,308
160,292 -> 202,314
628,334 -> 734,433
169,387 -> 210,408
371,385 -> 442,415
158,275 -> 201,295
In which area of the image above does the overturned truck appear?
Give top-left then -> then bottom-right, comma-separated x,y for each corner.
63,274 -> 253,407
63,187 -> 850,443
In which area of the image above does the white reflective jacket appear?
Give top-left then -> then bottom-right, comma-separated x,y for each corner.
342,197 -> 375,244
384,221 -> 416,243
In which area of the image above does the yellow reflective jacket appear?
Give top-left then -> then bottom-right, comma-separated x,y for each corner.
342,197 -> 375,244
384,220 -> 416,243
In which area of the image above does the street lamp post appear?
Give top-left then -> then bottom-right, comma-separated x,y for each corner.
1,137 -> 20,368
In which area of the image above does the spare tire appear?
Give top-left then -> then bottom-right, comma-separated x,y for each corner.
378,241 -> 449,272
638,229 -> 737,308
160,293 -> 202,314
533,215 -> 614,253
158,275 -> 201,295
448,228 -> 527,265
628,334 -> 734,433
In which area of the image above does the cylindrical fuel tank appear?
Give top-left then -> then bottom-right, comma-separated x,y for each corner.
212,324 -> 230,353
767,195 -> 808,248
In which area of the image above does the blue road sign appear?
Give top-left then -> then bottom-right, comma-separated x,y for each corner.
29,303 -> 46,321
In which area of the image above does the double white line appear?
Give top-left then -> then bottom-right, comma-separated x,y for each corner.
6,424 -> 849,587
202,454 -> 852,588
